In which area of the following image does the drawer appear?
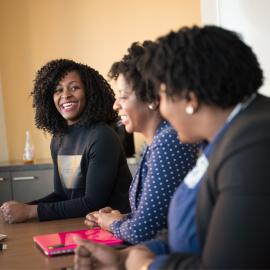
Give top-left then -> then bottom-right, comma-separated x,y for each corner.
11,169 -> 53,202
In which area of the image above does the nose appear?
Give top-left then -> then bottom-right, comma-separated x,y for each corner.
61,88 -> 72,99
113,98 -> 121,111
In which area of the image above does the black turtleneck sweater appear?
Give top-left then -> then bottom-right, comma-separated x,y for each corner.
31,123 -> 132,221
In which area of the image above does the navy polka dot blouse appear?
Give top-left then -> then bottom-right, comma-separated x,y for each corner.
110,121 -> 199,244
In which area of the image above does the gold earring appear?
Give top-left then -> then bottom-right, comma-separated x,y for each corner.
185,106 -> 194,115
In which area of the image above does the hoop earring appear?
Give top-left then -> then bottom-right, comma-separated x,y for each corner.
185,105 -> 194,115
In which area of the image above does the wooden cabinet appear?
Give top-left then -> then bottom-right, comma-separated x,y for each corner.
0,172 -> 13,204
0,161 -> 53,204
0,159 -> 138,205
11,169 -> 53,202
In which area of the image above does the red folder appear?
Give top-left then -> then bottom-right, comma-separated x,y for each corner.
33,227 -> 123,256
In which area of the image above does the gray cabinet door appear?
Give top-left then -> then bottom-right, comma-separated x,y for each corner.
12,169 -> 53,202
0,172 -> 12,204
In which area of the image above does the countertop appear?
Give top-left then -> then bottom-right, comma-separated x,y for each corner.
0,159 -> 53,171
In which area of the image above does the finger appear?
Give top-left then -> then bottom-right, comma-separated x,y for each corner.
3,215 -> 13,224
96,212 -> 105,224
0,205 -> 7,212
86,211 -> 98,219
75,256 -> 95,267
99,207 -> 113,213
92,212 -> 100,219
98,211 -> 121,222
84,219 -> 98,227
8,216 -> 14,224
111,210 -> 121,214
85,214 -> 98,225
97,211 -> 108,218
3,215 -> 10,223
86,212 -> 98,221
75,245 -> 91,257
0,207 -> 4,215
74,258 -> 93,270
74,246 -> 99,270
1,202 -> 8,208
74,237 -> 115,262
1,211 -> 10,222
1,208 -> 10,215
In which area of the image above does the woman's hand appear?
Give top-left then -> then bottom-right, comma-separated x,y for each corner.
85,207 -> 114,227
97,210 -> 124,231
74,236 -> 127,270
0,201 -> 37,223
126,245 -> 156,270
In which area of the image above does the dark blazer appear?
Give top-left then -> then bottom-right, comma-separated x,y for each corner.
161,94 -> 270,269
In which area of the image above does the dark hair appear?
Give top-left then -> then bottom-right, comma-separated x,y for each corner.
31,59 -> 117,134
143,25 -> 264,108
108,41 -> 158,103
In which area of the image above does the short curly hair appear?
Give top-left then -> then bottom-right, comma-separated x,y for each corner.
108,41 -> 158,103
31,59 -> 117,134
142,25 -> 264,108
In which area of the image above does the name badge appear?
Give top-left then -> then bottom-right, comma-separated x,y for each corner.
184,154 -> 209,189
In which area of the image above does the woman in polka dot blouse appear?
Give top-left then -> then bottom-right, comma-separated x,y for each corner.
84,41 -> 199,244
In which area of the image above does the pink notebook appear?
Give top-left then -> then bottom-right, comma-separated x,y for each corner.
33,227 -> 123,256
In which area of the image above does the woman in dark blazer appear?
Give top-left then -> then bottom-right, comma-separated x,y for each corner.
74,26 -> 270,269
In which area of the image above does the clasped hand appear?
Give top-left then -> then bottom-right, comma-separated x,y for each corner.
74,237 -> 156,270
85,207 -> 123,231
0,200 -> 36,223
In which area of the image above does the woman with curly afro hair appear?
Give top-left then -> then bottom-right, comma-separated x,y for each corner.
0,59 -> 132,223
84,41 -> 199,245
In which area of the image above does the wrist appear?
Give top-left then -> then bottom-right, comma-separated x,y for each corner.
28,204 -> 38,219
141,258 -> 154,270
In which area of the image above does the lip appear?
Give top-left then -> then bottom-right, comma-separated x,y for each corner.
60,101 -> 77,107
119,114 -> 129,125
60,101 -> 78,112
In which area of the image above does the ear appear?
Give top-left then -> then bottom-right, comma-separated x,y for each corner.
186,91 -> 199,112
148,100 -> 160,110
159,83 -> 167,93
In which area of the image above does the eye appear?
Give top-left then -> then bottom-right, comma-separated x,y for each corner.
116,94 -> 129,100
70,85 -> 79,92
116,90 -> 130,100
53,87 -> 62,94
119,95 -> 128,100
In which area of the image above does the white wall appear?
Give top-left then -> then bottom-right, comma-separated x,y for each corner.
201,0 -> 270,96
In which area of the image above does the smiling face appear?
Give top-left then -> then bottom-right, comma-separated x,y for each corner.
53,71 -> 86,125
113,74 -> 151,134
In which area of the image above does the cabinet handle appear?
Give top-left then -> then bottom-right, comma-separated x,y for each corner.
13,176 -> 36,181
0,177 -> 5,181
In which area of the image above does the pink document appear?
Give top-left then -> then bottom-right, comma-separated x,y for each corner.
33,227 -> 123,256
